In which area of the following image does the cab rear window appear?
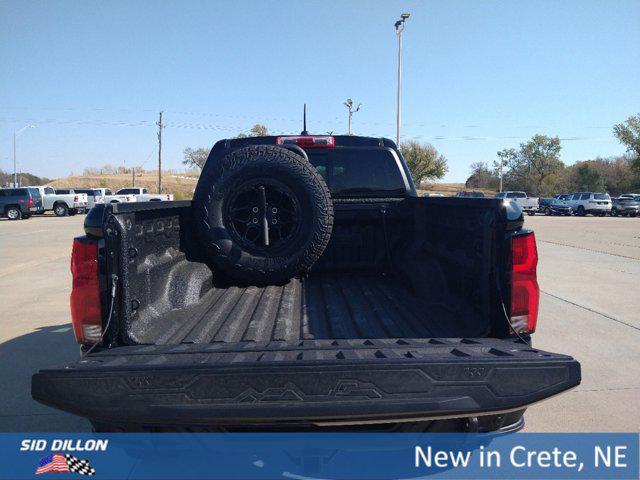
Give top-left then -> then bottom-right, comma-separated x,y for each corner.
307,148 -> 407,197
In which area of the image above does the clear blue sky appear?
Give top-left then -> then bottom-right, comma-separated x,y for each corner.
1,0 -> 639,182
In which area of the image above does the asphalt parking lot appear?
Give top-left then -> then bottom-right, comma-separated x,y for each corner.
0,213 -> 638,432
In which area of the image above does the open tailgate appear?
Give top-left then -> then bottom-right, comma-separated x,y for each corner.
32,338 -> 580,427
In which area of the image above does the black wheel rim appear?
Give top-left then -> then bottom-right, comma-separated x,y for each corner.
224,179 -> 301,254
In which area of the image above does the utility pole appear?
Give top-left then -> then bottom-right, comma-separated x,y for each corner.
497,150 -> 508,193
395,13 -> 410,146
132,167 -> 136,187
13,124 -> 35,187
13,131 -> 16,187
343,99 -> 361,135
156,111 -> 164,194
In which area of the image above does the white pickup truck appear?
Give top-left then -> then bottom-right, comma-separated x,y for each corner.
27,186 -> 89,217
495,191 -> 539,216
70,188 -> 138,207
115,187 -> 174,202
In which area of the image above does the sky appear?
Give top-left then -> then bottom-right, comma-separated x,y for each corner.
1,0 -> 639,182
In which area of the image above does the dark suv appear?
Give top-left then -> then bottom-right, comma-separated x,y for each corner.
0,187 -> 44,220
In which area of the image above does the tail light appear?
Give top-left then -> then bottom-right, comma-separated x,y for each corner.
510,231 -> 539,333
70,238 -> 102,344
73,195 -> 78,202
276,136 -> 335,148
28,198 -> 33,206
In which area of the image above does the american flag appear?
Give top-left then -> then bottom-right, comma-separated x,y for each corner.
35,453 -> 96,476
35,454 -> 70,475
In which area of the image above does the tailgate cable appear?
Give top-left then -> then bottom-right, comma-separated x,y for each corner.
496,276 -> 530,346
83,274 -> 118,357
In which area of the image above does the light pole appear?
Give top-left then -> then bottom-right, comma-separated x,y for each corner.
343,99 -> 361,135
13,124 -> 35,187
395,13 -> 410,146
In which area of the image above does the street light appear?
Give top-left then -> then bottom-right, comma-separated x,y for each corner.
13,124 -> 35,187
395,13 -> 410,146
343,98 -> 361,135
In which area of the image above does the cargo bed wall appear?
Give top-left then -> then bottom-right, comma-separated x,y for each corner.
105,199 -> 504,346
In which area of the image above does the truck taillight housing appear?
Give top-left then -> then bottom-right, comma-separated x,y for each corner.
511,231 -> 539,333
73,195 -> 78,202
276,136 -> 335,148
70,238 -> 102,344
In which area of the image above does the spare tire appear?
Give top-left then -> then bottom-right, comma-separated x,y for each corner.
195,145 -> 333,284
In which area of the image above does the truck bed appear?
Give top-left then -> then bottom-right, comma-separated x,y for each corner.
32,196 -> 581,430
143,273 -> 463,345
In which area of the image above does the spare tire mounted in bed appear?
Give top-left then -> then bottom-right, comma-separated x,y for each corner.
195,145 -> 333,284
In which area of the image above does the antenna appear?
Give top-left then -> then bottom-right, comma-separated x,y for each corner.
301,104 -> 309,135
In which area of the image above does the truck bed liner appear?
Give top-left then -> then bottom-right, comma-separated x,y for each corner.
145,273 -> 463,345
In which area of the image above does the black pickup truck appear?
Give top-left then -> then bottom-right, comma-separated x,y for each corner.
32,135 -> 580,432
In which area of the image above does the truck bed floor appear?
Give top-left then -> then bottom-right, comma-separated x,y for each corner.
146,274 -> 461,345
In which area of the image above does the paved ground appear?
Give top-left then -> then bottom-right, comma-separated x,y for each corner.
0,213 -> 638,432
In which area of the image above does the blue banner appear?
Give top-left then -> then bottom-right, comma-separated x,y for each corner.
1,433 -> 637,479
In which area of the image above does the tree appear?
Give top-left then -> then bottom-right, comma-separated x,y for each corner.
465,162 -> 500,190
613,114 -> 640,159
236,124 -> 269,138
399,141 -> 448,184
495,135 -> 564,195
182,147 -> 209,170
613,114 -> 640,177
563,156 -> 636,195
571,162 -> 605,192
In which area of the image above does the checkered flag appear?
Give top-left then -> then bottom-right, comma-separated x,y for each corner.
64,454 -> 96,476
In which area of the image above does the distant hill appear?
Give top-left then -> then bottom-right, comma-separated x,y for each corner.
38,175 -> 494,200
50,172 -> 198,200
0,169 -> 51,188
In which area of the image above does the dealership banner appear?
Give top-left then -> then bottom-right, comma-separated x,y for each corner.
1,433 -> 637,479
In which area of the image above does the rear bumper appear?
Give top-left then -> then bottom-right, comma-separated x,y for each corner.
32,338 -> 580,428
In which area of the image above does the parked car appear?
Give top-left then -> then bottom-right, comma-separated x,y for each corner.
495,191 -> 539,216
538,197 -> 572,216
455,191 -> 485,198
68,188 -> 137,208
33,134 -> 581,433
26,186 -> 89,217
554,194 -> 573,201
611,197 -> 639,217
619,193 -> 640,206
565,192 -> 612,216
421,192 -> 444,197
115,187 -> 174,202
0,187 -> 44,220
